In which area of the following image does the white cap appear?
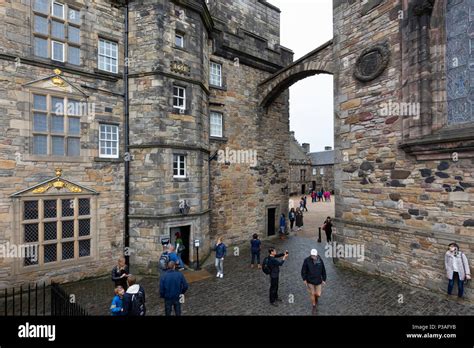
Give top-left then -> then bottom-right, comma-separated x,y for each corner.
311,249 -> 318,256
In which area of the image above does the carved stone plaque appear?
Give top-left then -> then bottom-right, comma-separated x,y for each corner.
353,44 -> 390,82
170,61 -> 190,75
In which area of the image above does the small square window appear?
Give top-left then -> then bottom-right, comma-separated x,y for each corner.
210,62 -> 222,87
210,112 -> 223,137
99,124 -> 119,158
173,154 -> 186,178
34,0 -> 49,14
173,86 -> 186,110
98,39 -> 118,73
34,15 -> 48,35
175,34 -> 184,48
68,46 -> 80,65
34,37 -> 48,58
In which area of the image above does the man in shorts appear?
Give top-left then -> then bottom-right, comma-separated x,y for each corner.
301,249 -> 327,311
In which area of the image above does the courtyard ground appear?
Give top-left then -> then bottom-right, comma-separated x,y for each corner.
62,196 -> 474,315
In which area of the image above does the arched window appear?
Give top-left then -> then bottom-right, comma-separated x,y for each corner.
446,0 -> 473,125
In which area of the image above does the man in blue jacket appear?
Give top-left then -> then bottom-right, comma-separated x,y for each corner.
301,249 -> 326,310
160,261 -> 189,316
213,236 -> 227,278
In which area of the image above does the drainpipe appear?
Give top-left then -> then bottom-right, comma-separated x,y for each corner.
123,0 -> 130,268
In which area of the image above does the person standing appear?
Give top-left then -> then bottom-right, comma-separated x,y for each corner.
317,190 -> 323,202
122,275 -> 146,316
303,196 -> 308,212
301,249 -> 327,310
445,243 -> 471,298
322,217 -> 333,243
174,232 -> 186,270
110,285 -> 125,316
160,261 -> 189,316
295,208 -> 304,231
289,208 -> 296,232
250,233 -> 262,268
263,248 -> 288,306
279,213 -> 286,240
213,236 -> 227,278
111,256 -> 129,290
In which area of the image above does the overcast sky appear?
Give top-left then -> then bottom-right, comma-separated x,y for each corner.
269,0 -> 333,153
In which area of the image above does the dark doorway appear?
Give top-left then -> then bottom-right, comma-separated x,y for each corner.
312,181 -> 316,191
267,208 -> 276,236
170,225 -> 191,265
301,184 -> 306,194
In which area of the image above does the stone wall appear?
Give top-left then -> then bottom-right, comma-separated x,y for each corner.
0,0 -> 125,287
333,0 -> 474,300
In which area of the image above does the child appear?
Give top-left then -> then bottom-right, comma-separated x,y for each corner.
110,285 -> 125,316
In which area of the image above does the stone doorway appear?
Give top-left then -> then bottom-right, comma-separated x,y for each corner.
267,208 -> 276,236
170,225 -> 191,265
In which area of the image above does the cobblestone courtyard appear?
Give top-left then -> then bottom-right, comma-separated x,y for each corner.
62,197 -> 474,316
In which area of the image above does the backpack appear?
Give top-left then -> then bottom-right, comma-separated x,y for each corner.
159,251 -> 170,271
262,257 -> 271,275
130,288 -> 146,316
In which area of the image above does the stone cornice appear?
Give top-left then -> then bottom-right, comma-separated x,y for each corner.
129,209 -> 211,220
170,0 -> 214,34
129,143 -> 210,154
128,70 -> 210,95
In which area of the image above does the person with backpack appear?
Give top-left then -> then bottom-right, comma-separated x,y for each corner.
250,233 -> 262,269
322,216 -> 333,243
213,236 -> 227,278
289,208 -> 296,232
160,261 -> 189,316
279,213 -> 286,240
111,255 -> 129,290
445,242 -> 471,298
122,275 -> 146,316
262,247 -> 288,306
159,244 -> 184,276
301,249 -> 327,310
110,285 -> 125,316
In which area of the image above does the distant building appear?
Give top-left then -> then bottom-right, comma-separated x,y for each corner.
310,147 -> 335,193
289,132 -> 312,195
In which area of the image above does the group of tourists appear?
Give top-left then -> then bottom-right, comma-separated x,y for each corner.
310,189 -> 331,202
109,215 -> 471,316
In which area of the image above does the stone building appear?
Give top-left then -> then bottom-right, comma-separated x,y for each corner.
257,0 -> 473,300
309,146 -> 335,193
288,131 -> 312,196
0,0 -> 293,286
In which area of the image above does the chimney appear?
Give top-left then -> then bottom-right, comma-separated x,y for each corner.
290,131 -> 295,138
302,143 -> 310,153
324,146 -> 332,151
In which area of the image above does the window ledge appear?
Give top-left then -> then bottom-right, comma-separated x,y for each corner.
173,177 -> 189,182
94,157 -> 123,163
93,68 -> 121,79
210,136 -> 228,143
210,85 -> 227,91
399,126 -> 474,160
23,155 -> 89,163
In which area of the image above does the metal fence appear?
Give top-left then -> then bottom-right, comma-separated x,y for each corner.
1,282 -> 88,316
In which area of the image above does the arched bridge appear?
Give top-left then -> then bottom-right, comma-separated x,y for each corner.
258,40 -> 334,108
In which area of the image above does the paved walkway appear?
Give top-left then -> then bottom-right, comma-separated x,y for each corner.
63,197 -> 474,315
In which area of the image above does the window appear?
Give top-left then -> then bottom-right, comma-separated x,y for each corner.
99,124 -> 119,158
446,0 -> 473,125
32,93 -> 81,157
21,197 -> 92,267
210,62 -> 222,87
173,86 -> 186,110
173,154 -> 186,178
175,33 -> 184,48
98,38 -> 118,73
320,167 -> 325,175
300,169 -> 306,181
210,112 -> 223,137
312,168 -> 316,176
32,0 -> 81,65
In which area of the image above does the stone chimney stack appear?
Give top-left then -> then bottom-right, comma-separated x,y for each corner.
302,143 -> 310,153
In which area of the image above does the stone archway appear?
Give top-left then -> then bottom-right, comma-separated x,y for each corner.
258,40 -> 334,108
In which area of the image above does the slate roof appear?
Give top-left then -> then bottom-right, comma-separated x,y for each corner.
309,150 -> 335,166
